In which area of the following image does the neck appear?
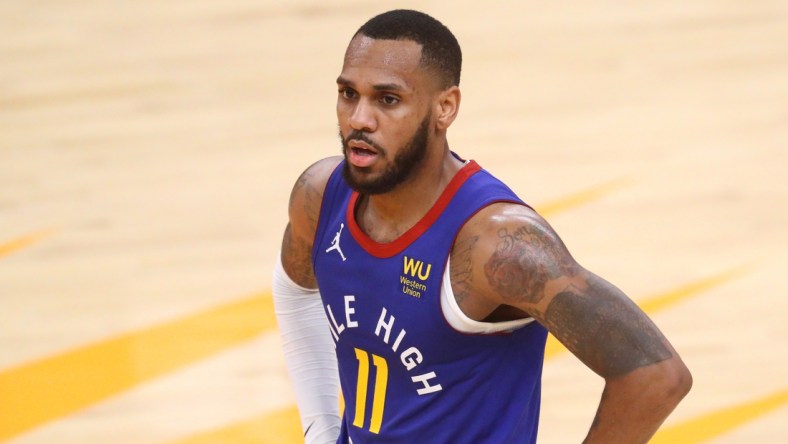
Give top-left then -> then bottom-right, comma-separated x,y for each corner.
355,141 -> 464,243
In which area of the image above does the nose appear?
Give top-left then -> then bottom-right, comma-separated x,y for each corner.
348,99 -> 377,133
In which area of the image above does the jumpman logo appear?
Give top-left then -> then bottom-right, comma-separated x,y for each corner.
326,223 -> 347,261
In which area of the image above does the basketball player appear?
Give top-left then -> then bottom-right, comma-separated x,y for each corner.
273,9 -> 691,443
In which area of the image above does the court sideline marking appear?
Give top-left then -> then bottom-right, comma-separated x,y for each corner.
0,229 -> 56,259
651,390 -> 788,443
0,295 -> 276,441
168,407 -> 303,444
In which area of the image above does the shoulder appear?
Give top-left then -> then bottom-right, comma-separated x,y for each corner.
289,156 -> 343,207
459,201 -> 543,235
298,155 -> 344,186
456,202 -> 560,256
288,156 -> 343,227
451,202 -> 581,314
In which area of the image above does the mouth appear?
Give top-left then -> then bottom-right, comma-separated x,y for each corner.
347,140 -> 380,168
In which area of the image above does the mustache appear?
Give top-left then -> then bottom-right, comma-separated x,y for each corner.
342,130 -> 386,154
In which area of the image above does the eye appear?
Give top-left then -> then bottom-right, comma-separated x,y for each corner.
339,87 -> 357,100
380,95 -> 400,106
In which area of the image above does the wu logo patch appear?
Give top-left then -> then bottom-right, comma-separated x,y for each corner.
326,223 -> 347,261
403,256 -> 431,280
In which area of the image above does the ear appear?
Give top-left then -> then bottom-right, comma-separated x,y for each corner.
434,86 -> 461,131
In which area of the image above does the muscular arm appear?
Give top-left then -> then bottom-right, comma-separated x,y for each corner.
281,156 -> 342,286
453,204 -> 692,443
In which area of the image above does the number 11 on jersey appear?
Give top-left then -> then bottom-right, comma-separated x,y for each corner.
353,348 -> 389,434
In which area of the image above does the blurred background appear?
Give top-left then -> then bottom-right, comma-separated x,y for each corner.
1,0 -> 786,442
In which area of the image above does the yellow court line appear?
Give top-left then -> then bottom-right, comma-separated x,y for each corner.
544,266 -> 750,359
0,293 -> 277,441
0,228 -> 56,259
537,177 -> 632,216
638,266 -> 752,313
167,406 -> 303,444
650,389 -> 788,443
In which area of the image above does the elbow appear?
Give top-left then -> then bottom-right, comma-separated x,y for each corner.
676,361 -> 693,400
660,358 -> 693,406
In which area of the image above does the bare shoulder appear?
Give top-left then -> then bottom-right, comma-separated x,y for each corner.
281,156 -> 342,288
450,202 -> 580,318
287,156 -> 343,230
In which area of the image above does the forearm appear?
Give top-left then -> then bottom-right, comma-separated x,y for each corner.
273,256 -> 340,444
583,358 -> 692,443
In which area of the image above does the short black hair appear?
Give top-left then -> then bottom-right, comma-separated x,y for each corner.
354,9 -> 462,88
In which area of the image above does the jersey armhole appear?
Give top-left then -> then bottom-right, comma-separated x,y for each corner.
441,256 -> 534,334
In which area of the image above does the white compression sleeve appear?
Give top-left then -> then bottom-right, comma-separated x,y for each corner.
272,256 -> 340,444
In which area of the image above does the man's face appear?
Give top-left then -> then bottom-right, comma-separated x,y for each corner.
336,35 -> 436,194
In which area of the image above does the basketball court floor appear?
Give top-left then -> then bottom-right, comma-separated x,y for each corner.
1,1 -> 786,442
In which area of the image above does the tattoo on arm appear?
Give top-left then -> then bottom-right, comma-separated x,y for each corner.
484,224 -> 576,304
544,276 -> 672,377
292,169 -> 322,231
282,167 -> 325,289
450,235 -> 479,303
281,223 -> 317,288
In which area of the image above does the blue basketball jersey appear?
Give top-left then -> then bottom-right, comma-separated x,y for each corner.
312,158 -> 548,443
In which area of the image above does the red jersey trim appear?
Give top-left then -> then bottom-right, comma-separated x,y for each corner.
346,160 -> 482,258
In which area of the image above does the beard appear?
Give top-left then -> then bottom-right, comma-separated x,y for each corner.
340,115 -> 430,195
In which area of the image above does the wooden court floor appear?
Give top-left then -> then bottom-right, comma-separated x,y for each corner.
1,1 -> 786,442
